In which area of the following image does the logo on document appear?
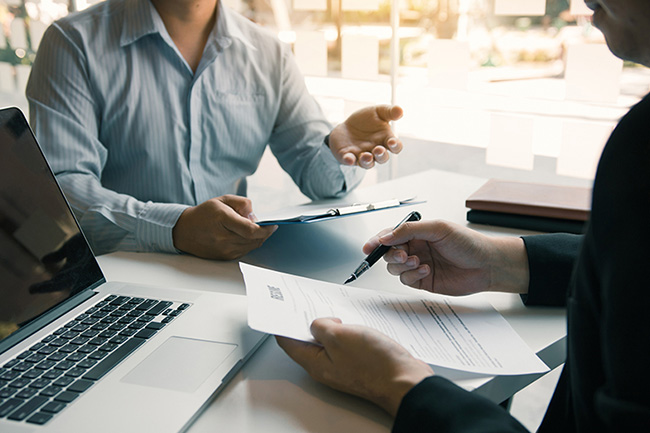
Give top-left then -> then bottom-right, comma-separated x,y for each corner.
267,285 -> 284,301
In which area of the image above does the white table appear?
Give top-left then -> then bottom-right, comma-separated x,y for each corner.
96,169 -> 567,432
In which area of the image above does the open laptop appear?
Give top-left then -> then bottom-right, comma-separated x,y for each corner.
0,107 -> 267,432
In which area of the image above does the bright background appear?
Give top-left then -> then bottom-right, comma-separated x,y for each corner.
2,0 -> 650,208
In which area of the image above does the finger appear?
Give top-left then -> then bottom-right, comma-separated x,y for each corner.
342,152 -> 356,166
358,152 -> 375,169
386,256 -> 421,275
398,265 -> 431,287
362,228 -> 393,254
372,146 -> 389,164
385,136 -> 403,154
379,220 -> 453,246
223,213 -> 278,240
375,104 -> 404,123
383,247 -> 411,265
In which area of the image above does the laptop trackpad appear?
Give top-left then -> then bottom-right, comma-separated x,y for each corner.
121,337 -> 237,393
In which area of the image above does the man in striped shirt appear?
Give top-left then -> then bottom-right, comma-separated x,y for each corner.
27,0 -> 403,260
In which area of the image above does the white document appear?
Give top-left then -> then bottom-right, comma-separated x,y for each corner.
241,263 -> 549,375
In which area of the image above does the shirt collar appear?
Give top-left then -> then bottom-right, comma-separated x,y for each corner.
120,0 -> 161,48
214,2 -> 257,52
119,0 -> 256,52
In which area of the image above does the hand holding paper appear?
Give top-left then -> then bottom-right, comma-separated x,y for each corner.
276,317 -> 434,417
241,263 -> 548,376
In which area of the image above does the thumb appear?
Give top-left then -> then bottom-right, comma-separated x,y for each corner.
219,195 -> 254,218
310,317 -> 343,346
376,105 -> 404,122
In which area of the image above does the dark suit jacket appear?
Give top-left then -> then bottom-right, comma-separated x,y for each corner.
393,93 -> 650,432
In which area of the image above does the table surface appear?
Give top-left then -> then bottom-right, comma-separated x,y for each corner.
96,168 -> 567,433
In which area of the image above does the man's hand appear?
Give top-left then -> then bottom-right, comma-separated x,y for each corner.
363,220 -> 530,296
172,195 -> 277,260
276,318 -> 433,417
329,105 -> 404,169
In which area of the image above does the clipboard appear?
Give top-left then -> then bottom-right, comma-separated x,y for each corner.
256,197 -> 424,225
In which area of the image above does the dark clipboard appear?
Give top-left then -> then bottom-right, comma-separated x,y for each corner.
256,198 -> 424,226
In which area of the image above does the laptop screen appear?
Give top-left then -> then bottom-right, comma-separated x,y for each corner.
0,107 -> 104,344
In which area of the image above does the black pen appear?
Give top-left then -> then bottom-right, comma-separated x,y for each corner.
343,210 -> 422,284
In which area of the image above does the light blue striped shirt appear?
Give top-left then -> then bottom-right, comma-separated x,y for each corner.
26,0 -> 362,255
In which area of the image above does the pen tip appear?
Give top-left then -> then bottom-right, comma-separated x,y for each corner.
343,275 -> 355,285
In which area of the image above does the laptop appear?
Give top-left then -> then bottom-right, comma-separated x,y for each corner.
0,107 -> 267,432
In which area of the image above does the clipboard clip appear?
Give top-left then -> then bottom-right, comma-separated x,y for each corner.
328,198 -> 413,216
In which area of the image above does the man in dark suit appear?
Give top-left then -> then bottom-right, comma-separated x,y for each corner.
277,1 -> 650,431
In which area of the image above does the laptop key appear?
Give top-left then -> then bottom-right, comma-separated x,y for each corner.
26,411 -> 53,425
7,395 -> 48,421
9,378 -> 31,388
53,376 -> 75,387
76,359 -> 97,369
0,398 -> 23,417
83,337 -> 145,381
0,387 -> 17,398
65,367 -> 87,378
147,301 -> 172,315
41,401 -> 67,414
41,369 -> 64,380
11,362 -> 32,372
15,387 -> 39,399
40,386 -> 63,397
146,322 -> 165,330
54,391 -> 79,403
28,378 -> 51,389
68,379 -> 93,393
3,359 -> 20,369
22,369 -> 44,379
134,328 -> 157,339
48,352 -> 67,362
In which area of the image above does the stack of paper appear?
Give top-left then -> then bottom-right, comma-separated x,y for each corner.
240,263 -> 549,376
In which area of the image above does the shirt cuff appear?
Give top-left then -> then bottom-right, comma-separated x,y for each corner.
320,141 -> 364,197
135,202 -> 189,253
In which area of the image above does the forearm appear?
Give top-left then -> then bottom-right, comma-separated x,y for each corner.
487,236 -> 530,294
269,44 -> 364,199
57,173 -> 187,255
298,143 -> 364,199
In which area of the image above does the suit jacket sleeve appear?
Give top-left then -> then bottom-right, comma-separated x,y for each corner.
520,234 -> 583,307
393,376 -> 528,433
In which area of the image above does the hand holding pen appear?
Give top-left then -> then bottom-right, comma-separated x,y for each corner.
344,211 -> 422,284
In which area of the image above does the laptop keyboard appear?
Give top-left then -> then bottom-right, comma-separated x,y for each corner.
0,295 -> 190,426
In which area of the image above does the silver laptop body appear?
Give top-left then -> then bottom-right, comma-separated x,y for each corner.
0,107 -> 266,433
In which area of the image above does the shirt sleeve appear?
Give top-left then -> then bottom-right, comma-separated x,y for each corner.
520,233 -> 583,307
393,376 -> 528,433
266,42 -> 364,200
26,23 -> 187,255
